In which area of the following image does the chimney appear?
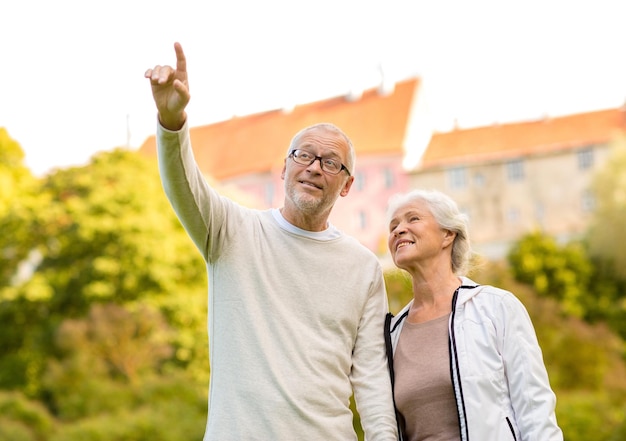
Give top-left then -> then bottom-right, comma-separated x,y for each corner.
377,63 -> 395,96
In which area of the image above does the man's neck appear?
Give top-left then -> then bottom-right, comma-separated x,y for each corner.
279,206 -> 329,232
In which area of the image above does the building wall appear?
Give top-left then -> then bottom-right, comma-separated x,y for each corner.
408,142 -> 612,259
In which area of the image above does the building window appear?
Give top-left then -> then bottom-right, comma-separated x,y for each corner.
383,168 -> 395,189
354,171 -> 366,192
577,147 -> 594,170
506,207 -> 520,223
473,172 -> 485,187
357,210 -> 368,229
447,167 -> 467,189
506,159 -> 524,182
581,189 -> 596,212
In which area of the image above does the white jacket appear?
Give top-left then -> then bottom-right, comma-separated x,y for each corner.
385,277 -> 563,441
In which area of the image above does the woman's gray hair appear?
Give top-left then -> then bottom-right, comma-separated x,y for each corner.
286,123 -> 356,175
387,189 -> 472,276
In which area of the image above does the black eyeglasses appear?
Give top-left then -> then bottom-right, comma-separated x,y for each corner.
289,149 -> 351,176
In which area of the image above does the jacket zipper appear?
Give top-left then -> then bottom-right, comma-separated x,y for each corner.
506,417 -> 517,441
449,287 -> 470,441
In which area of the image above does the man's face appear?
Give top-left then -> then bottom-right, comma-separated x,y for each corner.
282,127 -> 353,217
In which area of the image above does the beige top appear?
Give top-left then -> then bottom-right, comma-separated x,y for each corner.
394,313 -> 460,441
157,122 -> 398,440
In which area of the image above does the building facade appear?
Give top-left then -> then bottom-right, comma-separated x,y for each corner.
410,108 -> 626,259
139,82 -> 625,260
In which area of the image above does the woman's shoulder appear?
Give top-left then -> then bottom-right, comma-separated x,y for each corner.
461,282 -> 529,317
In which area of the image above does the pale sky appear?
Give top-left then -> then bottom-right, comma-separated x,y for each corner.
2,0 -> 625,176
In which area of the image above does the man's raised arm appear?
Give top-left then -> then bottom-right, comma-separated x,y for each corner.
144,42 -> 190,131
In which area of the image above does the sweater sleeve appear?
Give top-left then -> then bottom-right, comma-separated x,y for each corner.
500,293 -> 563,441
156,120 -> 227,263
350,266 -> 399,440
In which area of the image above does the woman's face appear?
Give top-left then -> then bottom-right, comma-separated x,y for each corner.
387,199 -> 452,271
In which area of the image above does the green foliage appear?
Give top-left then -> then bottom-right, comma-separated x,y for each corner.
0,148 -> 209,395
47,371 -> 207,441
33,148 -> 206,313
0,143 -> 212,438
507,231 -> 593,317
48,405 -> 205,441
587,135 -> 626,278
0,295 -> 49,394
555,392 -> 625,441
609,420 -> 626,441
0,127 -> 34,212
0,128 -> 41,287
42,303 -> 175,420
0,391 -> 55,441
582,136 -> 626,338
383,268 -> 413,315
56,304 -> 173,381
508,228 -> 626,340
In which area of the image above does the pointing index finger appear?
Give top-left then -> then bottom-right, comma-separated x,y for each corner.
174,42 -> 187,74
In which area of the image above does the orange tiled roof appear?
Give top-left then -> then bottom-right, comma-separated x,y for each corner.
139,78 -> 420,180
420,108 -> 626,169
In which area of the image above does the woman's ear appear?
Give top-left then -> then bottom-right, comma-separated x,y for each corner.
443,229 -> 456,248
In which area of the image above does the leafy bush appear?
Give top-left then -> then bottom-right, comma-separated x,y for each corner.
556,392 -> 625,441
0,391 -> 55,440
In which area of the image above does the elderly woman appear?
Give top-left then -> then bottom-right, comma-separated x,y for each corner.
384,189 -> 562,441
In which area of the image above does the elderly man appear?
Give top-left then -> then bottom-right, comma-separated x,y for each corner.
145,42 -> 397,440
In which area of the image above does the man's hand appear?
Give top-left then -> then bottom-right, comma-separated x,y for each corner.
144,42 -> 190,131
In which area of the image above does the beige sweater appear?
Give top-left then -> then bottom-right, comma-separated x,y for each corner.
157,122 -> 398,440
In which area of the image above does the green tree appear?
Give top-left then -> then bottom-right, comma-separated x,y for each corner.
42,303 -> 174,420
0,129 -> 49,394
0,145 -> 212,438
584,134 -> 626,337
507,231 -> 593,317
0,128 -> 41,286
587,134 -> 626,278
32,148 -> 206,314
0,128 -> 33,213
0,148 -> 209,395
